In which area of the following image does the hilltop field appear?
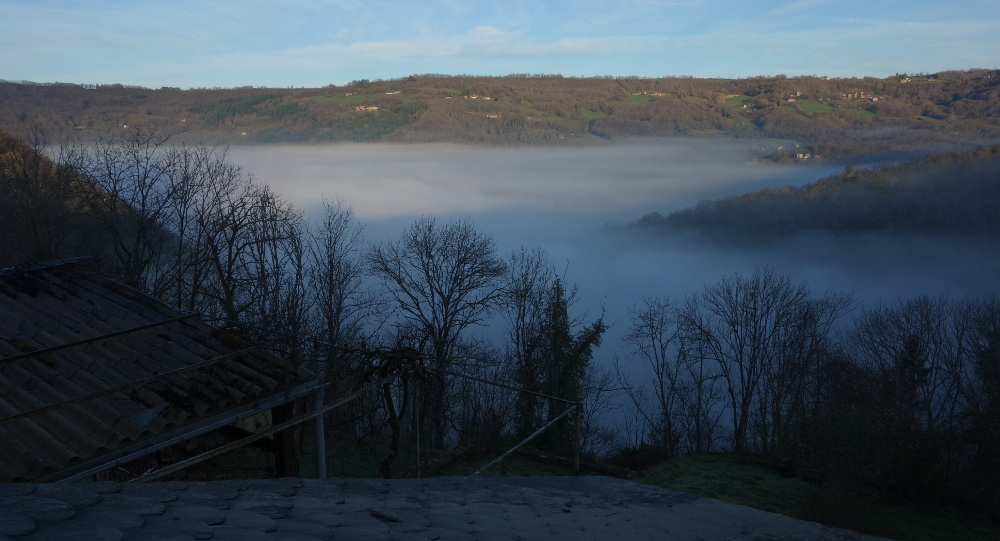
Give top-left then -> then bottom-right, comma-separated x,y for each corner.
3,69 -> 999,160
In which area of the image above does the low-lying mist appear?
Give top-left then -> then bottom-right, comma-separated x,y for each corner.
226,140 -> 1000,366
227,139 -> 838,221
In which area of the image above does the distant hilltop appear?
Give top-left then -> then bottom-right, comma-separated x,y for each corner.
2,70 -> 999,160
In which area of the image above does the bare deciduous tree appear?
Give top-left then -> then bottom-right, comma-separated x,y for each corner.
618,295 -> 725,456
683,267 -> 813,453
72,127 -> 180,289
308,200 -> 381,385
368,217 -> 507,446
503,247 -> 551,436
618,296 -> 685,455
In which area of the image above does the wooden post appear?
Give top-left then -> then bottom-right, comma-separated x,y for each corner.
272,402 -> 299,478
574,402 -> 582,475
413,376 -> 421,479
314,391 -> 326,479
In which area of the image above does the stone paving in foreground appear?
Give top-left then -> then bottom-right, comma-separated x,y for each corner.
0,476 -> 889,541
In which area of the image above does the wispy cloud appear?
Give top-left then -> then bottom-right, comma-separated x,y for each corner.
1,0 -> 997,87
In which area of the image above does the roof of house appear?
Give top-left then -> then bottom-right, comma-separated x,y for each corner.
0,258 -> 318,483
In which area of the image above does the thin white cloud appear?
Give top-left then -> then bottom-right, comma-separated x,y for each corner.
1,0 -> 998,86
277,27 -> 627,64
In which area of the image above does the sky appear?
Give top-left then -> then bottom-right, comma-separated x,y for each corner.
2,1 -> 998,89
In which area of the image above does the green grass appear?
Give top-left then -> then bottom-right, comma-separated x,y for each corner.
798,101 -> 834,114
637,454 -> 999,541
583,108 -> 608,120
857,109 -> 876,118
726,95 -> 753,104
729,115 -> 755,126
638,455 -> 812,515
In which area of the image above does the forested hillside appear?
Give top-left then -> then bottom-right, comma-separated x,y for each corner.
3,69 -> 1000,160
634,144 -> 1000,240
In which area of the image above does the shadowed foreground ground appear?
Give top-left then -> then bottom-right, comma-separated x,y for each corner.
0,476 -> 890,540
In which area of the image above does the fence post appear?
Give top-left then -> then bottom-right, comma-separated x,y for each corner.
314,390 -> 326,479
574,401 -> 582,475
414,376 -> 421,479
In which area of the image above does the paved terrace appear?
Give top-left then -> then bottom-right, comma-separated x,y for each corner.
0,476 -> 888,541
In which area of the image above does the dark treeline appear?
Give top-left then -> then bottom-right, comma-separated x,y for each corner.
635,143 -> 1000,241
2,127 -> 998,524
3,68 -> 1000,159
615,275 -> 1000,522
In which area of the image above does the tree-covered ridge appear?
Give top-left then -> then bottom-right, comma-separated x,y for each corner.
637,144 -> 1000,239
2,69 -> 1000,159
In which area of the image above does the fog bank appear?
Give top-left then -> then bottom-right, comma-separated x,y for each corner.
226,140 -> 839,221
226,141 -> 1000,366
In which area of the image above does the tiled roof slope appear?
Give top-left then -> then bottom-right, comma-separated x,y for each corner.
0,258 -> 316,483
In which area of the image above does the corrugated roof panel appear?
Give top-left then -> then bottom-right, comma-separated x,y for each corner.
228,360 -> 280,392
0,259 -> 315,482
0,427 -> 36,481
7,299 -> 85,342
2,383 -> 50,416
0,394 -> 19,418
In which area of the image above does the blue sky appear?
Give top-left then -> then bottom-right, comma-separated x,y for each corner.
2,0 -> 998,88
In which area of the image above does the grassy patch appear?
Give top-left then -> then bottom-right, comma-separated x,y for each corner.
583,108 -> 608,120
626,94 -> 653,104
857,109 -> 876,118
639,455 -> 812,515
637,454 -> 999,541
798,101 -> 834,114
726,95 -> 753,104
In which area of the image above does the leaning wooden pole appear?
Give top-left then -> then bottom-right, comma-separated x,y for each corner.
473,405 -> 576,475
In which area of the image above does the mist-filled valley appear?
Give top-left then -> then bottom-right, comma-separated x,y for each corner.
3,128 -> 1000,531
225,140 -> 1000,326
